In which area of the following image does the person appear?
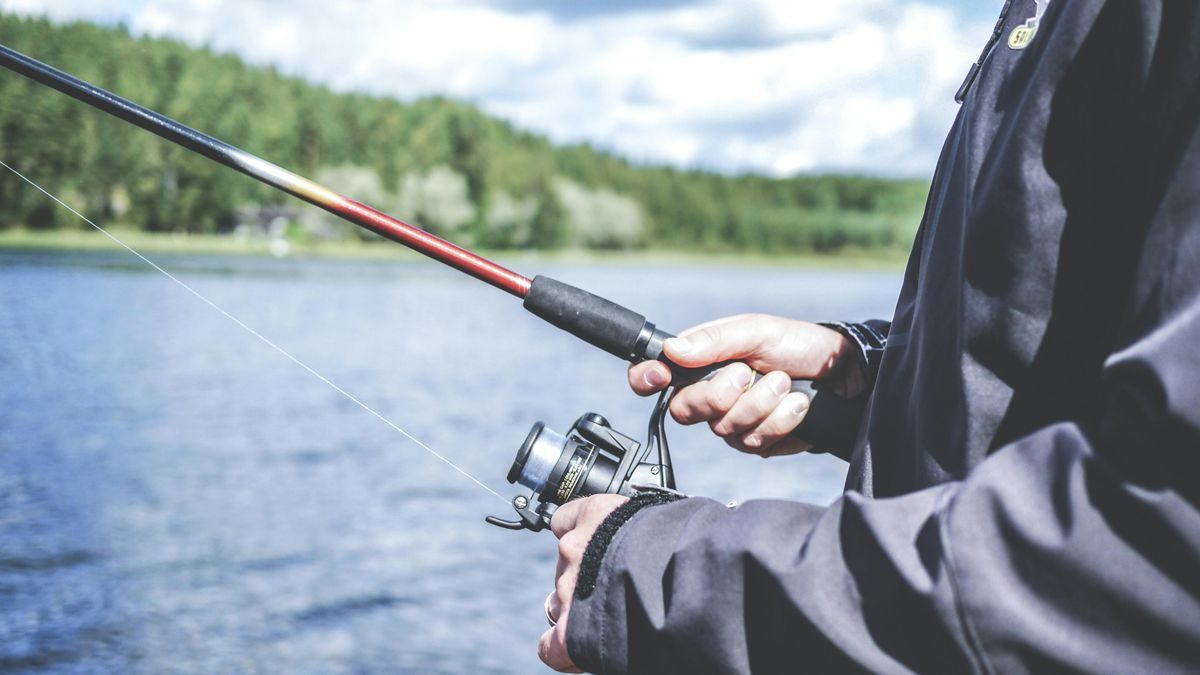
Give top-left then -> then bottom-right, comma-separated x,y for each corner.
538,0 -> 1200,673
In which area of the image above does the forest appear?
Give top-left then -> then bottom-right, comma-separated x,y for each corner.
0,13 -> 931,254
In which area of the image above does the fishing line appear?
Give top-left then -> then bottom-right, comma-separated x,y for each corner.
1,158 -> 507,503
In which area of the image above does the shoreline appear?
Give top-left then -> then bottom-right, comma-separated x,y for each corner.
0,227 -> 909,270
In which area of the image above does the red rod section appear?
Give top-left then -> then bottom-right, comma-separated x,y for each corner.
340,199 -> 532,297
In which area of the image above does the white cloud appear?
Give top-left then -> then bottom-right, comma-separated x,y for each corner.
0,0 -> 996,176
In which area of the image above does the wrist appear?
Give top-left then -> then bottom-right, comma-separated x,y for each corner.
817,320 -> 890,394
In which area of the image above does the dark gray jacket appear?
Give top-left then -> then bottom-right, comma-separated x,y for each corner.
565,1 -> 1200,672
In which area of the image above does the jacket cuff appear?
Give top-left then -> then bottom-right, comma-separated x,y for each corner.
576,490 -> 686,599
566,493 -> 694,673
819,319 -> 890,387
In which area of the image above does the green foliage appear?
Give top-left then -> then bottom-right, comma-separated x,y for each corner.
396,165 -> 475,238
555,178 -> 644,250
480,190 -> 538,249
0,13 -> 931,253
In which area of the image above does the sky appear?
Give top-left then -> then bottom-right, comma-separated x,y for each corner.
0,0 -> 1002,177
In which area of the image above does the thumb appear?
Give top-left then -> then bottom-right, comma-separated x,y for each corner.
662,314 -> 845,378
662,314 -> 778,368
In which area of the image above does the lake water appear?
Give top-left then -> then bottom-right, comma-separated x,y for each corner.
0,250 -> 901,674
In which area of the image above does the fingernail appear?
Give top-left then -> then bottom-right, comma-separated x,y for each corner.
729,364 -> 753,390
744,434 -> 761,448
644,368 -> 668,388
768,372 -> 790,396
667,337 -> 691,356
789,393 -> 810,417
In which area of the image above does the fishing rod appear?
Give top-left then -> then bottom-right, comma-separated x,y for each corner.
0,43 -> 864,532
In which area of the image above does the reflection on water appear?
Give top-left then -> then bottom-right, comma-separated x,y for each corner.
0,250 -> 901,673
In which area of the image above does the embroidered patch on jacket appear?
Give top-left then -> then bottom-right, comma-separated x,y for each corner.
1009,0 -> 1049,50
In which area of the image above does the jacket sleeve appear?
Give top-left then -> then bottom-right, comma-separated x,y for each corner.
565,14 -> 1200,675
566,298 -> 1200,673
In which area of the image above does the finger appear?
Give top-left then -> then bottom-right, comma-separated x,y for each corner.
547,584 -> 569,626
546,586 -> 563,624
552,494 -> 629,540
662,314 -> 777,368
550,499 -> 585,538
628,360 -> 672,396
666,316 -> 850,379
555,541 -> 571,578
556,531 -> 586,579
738,436 -> 812,457
736,392 -> 812,455
553,566 -> 577,617
669,362 -> 754,425
539,619 -> 583,673
709,370 -> 792,437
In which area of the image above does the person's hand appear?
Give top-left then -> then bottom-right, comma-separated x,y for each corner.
538,494 -> 629,673
628,314 -> 856,457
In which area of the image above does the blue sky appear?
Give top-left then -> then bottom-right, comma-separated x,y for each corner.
0,0 -> 1002,177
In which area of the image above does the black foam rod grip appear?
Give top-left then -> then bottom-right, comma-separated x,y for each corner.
523,275 -> 650,360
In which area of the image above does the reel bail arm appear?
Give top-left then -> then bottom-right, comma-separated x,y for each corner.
485,495 -> 550,532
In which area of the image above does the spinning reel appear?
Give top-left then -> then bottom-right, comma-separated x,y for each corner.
486,390 -> 675,532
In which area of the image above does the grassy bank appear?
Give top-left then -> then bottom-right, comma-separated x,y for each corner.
0,227 -> 910,270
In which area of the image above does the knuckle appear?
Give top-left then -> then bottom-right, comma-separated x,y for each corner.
581,496 -> 607,521
549,501 -> 578,536
672,385 -> 721,423
712,407 -> 751,436
756,416 -> 791,440
725,436 -> 755,454
557,533 -> 581,560
744,433 -> 777,457
709,418 -> 732,438
755,409 -> 804,442
746,395 -> 776,422
782,392 -> 811,424
669,396 -> 698,424
712,382 -> 741,411
555,572 -> 573,598
729,428 -> 777,456
762,371 -> 791,398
